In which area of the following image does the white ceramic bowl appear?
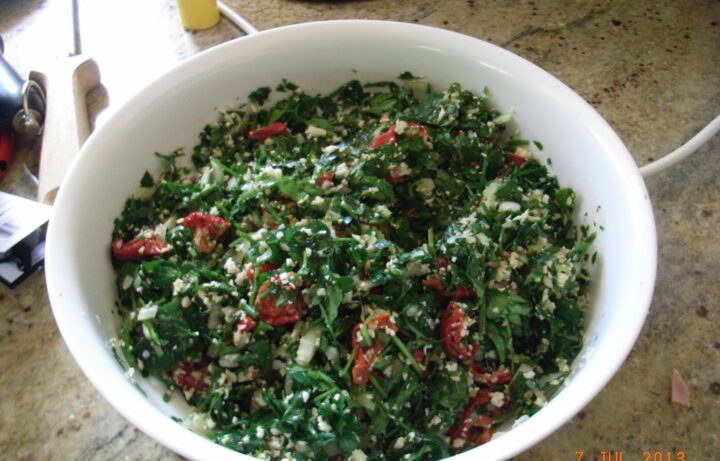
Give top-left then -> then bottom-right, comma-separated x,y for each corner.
46,20 -> 656,461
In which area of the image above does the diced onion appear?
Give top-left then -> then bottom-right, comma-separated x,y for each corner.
295,327 -> 322,366
137,304 -> 158,321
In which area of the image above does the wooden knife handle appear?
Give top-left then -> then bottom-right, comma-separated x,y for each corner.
34,55 -> 101,205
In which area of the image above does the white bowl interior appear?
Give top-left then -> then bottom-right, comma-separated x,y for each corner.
46,21 -> 656,461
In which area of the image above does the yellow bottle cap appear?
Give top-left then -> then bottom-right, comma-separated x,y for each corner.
176,0 -> 220,30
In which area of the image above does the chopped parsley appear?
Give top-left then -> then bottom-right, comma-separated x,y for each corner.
110,76 -> 594,461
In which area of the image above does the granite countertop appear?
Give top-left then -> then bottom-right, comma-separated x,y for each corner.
0,1 -> 718,460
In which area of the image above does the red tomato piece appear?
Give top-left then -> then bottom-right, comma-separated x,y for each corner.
248,122 -> 288,141
469,364 -> 513,385
235,316 -> 257,333
255,282 -> 304,326
506,154 -> 527,166
473,428 -> 493,446
452,285 -> 477,301
433,257 -> 450,269
351,312 -> 398,388
423,275 -> 446,297
367,312 -> 398,334
182,212 -> 230,239
315,170 -> 334,187
111,237 -> 172,261
440,301 -> 475,361
352,344 -> 379,389
448,388 -> 494,448
246,262 -> 279,282
368,127 -> 397,149
385,174 -> 406,185
171,360 -> 209,393
182,212 -> 231,254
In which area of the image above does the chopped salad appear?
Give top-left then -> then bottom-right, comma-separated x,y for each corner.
111,74 -> 595,461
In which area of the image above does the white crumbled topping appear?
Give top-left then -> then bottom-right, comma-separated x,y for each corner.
490,391 -> 505,407
173,278 -> 189,296
388,162 -> 412,178
305,125 -> 327,139
353,232 -> 378,252
334,162 -> 350,179
250,228 -> 267,241
349,449 -> 368,461
513,145 -> 531,159
183,413 -> 217,434
374,205 -> 392,218
508,251 -> 525,269
317,415 -> 332,432
556,357 -> 570,373
498,201 -> 521,213
261,165 -> 283,180
482,180 -> 501,209
224,257 -> 239,275
322,144 -> 340,155
518,363 -> 536,380
233,329 -> 251,348
534,392 -> 548,407
394,119 -> 408,134
494,260 -> 512,282
137,303 -> 158,321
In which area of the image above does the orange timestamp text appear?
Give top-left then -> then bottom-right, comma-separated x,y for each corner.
575,450 -> 686,461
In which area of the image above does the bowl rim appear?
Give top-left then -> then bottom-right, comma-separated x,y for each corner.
45,19 -> 657,461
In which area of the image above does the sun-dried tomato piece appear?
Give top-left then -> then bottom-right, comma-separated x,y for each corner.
171,360 -> 209,393
315,170 -> 334,187
235,316 -> 257,333
470,364 -> 513,385
183,212 -> 230,239
246,262 -> 279,282
248,122 -> 288,141
449,388 -> 495,449
111,237 -> 172,261
423,275 -> 446,297
452,285 -> 477,301
385,174 -> 406,185
255,281 -> 303,326
368,127 -> 397,149
351,312 -> 398,388
506,154 -> 527,167
433,257 -> 450,269
440,301 -> 475,361
182,212 -> 231,254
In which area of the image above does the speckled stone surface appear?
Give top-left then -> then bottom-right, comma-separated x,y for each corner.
0,1 -> 718,460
